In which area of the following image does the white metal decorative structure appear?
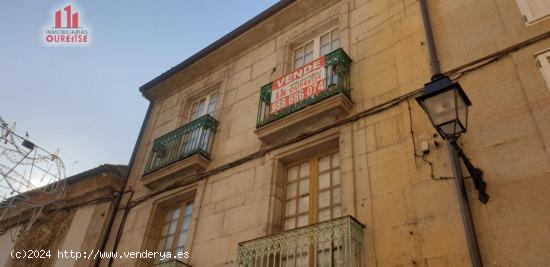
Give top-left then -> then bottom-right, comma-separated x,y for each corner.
236,216 -> 364,267
0,116 -> 66,235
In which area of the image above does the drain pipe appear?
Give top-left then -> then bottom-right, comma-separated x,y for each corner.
94,190 -> 122,267
93,102 -> 152,267
419,0 -> 441,78
418,0 -> 483,266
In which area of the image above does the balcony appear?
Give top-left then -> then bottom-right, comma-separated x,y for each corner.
236,216 -> 364,267
152,260 -> 191,267
142,115 -> 218,189
255,48 -> 353,144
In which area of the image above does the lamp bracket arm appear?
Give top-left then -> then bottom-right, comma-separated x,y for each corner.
450,140 -> 490,204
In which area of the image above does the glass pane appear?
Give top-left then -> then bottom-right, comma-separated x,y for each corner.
207,103 -> 216,115
170,208 -> 179,221
208,91 -> 218,107
294,58 -> 304,68
319,190 -> 330,208
299,178 -> 309,194
196,99 -> 206,118
294,46 -> 304,60
189,102 -> 198,121
319,155 -> 330,171
318,208 -> 330,222
286,199 -> 296,215
331,29 -> 339,40
299,162 -> 310,177
184,203 -> 193,216
304,52 -> 314,64
287,182 -> 297,198
288,166 -> 298,182
320,44 -> 330,56
294,47 -> 304,68
331,29 -> 340,50
331,39 -> 340,51
457,91 -> 468,130
320,33 -> 330,47
305,41 -> 314,54
332,187 -> 341,204
157,238 -> 166,251
284,218 -> 295,230
332,169 -> 341,186
298,195 -> 309,213
165,234 -> 174,250
206,92 -> 218,114
332,206 -> 342,218
297,214 -> 308,227
168,220 -> 178,235
161,223 -> 169,236
182,215 -> 191,230
332,152 -> 340,167
177,230 -> 188,247
421,89 -> 457,127
176,246 -> 184,255
318,172 -> 330,190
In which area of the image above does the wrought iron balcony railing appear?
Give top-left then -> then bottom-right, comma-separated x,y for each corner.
143,114 -> 218,175
257,48 -> 352,127
236,216 -> 364,267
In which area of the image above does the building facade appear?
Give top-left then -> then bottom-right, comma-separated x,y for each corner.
67,0 -> 550,266
0,164 -> 128,267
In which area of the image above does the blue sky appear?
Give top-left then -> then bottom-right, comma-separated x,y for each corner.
0,0 -> 279,176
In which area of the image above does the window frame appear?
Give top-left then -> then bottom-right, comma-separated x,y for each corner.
156,200 -> 194,262
187,90 -> 219,122
536,49 -> 550,93
516,0 -> 550,25
282,149 -> 342,231
292,27 -> 340,69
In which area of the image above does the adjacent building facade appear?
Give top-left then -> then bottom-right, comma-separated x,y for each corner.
4,0 -> 550,266
0,164 -> 127,267
102,0 -> 550,266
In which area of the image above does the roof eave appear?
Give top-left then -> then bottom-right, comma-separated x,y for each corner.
139,0 -> 297,94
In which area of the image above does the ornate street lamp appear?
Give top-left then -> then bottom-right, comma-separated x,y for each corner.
416,76 -> 471,139
416,75 -> 489,267
416,75 -> 488,202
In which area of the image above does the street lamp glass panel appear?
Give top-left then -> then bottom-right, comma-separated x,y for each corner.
457,91 -> 468,130
416,76 -> 471,139
421,89 -> 456,128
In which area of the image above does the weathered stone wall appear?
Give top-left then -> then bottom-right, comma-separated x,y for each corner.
0,165 -> 126,267
6,210 -> 74,267
116,0 -> 550,266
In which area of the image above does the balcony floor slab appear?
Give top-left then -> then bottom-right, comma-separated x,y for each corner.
255,93 -> 353,145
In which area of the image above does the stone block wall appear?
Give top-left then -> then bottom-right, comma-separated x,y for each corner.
117,0 -> 550,266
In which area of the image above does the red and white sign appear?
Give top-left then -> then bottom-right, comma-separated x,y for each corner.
44,4 -> 90,46
270,56 -> 326,114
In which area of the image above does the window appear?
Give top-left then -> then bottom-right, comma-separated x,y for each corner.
516,0 -> 550,24
536,50 -> 550,92
283,151 -> 341,230
156,202 -> 193,262
293,28 -> 340,69
293,41 -> 314,69
319,29 -> 340,56
188,91 -> 219,121
185,91 -> 218,153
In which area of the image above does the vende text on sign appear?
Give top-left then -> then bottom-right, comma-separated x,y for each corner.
270,56 -> 327,114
